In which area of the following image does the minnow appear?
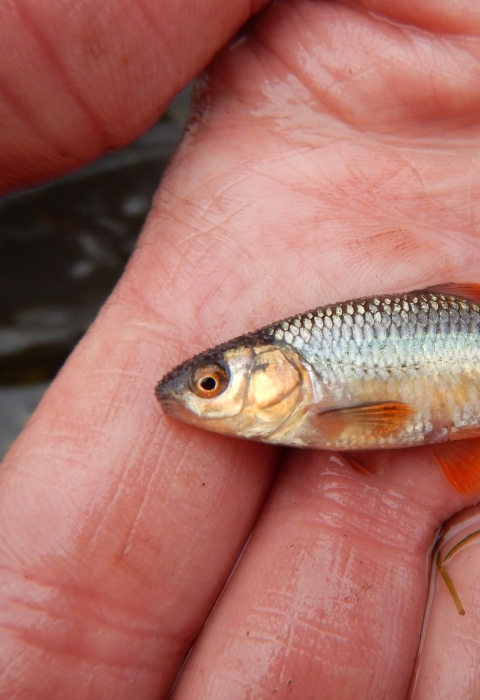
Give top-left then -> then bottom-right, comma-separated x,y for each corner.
156,283 -> 480,613
156,282 -> 480,491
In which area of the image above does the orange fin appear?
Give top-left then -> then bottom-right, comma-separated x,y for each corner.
340,452 -> 378,475
434,438 -> 480,496
313,402 -> 414,440
425,283 -> 480,305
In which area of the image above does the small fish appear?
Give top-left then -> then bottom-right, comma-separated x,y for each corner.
156,283 -> 480,497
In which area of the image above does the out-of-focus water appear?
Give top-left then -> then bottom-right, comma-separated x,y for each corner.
0,88 -> 191,459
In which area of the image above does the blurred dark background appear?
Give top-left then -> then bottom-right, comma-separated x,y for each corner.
0,88 -> 191,458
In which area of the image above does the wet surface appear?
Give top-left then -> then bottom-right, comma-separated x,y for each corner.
0,88 -> 191,458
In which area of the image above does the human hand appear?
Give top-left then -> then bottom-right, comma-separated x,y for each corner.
2,1 -> 480,698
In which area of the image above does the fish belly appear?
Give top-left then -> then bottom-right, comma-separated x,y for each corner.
315,361 -> 480,450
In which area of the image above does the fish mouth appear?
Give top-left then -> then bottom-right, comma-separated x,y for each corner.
158,396 -> 228,432
158,397 -> 181,417
155,375 -> 178,403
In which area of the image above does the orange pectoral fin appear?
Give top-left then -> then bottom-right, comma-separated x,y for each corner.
313,402 -> 414,442
425,283 -> 480,305
434,438 -> 480,497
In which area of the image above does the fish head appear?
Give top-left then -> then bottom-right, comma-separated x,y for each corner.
156,339 -> 313,442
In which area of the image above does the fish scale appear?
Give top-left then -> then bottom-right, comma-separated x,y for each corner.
262,292 -> 480,367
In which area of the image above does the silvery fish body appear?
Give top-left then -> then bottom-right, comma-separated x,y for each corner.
156,284 -> 480,493
260,288 -> 480,449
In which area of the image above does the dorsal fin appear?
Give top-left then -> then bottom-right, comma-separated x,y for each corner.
425,283 -> 480,305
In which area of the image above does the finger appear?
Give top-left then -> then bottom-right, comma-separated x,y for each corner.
0,0 -> 269,192
410,506 -> 480,699
236,0 -> 480,136
0,299 -> 279,699
171,448 -> 458,699
356,0 -> 480,34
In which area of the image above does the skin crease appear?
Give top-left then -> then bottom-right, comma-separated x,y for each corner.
3,0 -> 480,698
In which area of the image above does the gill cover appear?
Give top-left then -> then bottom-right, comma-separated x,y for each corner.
240,346 -> 313,440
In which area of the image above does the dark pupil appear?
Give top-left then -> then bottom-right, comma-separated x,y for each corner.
200,376 -> 217,391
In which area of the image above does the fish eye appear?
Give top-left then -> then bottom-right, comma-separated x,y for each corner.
190,363 -> 228,398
